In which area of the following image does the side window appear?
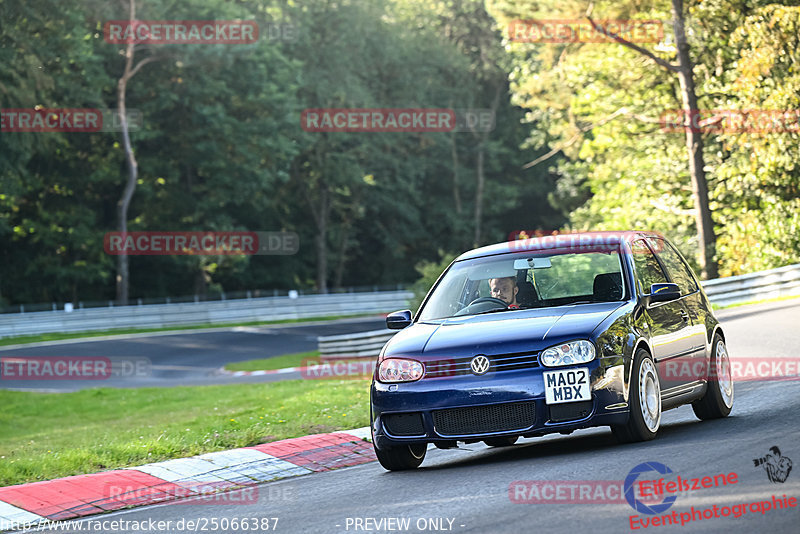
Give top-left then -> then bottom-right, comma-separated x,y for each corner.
650,238 -> 699,295
631,240 -> 668,294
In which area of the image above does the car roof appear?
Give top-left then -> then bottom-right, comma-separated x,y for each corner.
455,230 -> 665,262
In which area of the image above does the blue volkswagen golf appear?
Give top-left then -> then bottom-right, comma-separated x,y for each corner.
370,231 -> 733,470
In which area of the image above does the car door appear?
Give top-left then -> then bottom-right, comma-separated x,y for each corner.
648,237 -> 709,385
631,239 -> 696,391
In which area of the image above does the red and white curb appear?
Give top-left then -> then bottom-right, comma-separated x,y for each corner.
0,428 -> 373,526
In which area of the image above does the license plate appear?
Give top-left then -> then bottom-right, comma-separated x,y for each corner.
543,367 -> 591,405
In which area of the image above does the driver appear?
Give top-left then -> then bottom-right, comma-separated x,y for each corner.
488,277 -> 519,308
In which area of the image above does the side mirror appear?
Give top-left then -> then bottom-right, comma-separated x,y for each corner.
386,309 -> 413,330
649,283 -> 681,303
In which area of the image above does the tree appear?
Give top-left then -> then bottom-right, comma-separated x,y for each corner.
585,0 -> 717,278
113,0 -> 158,304
489,0 -> 722,277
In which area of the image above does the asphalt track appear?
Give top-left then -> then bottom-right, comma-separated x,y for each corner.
10,299 -> 800,534
0,317 -> 386,391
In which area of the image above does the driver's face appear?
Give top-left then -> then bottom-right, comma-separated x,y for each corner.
489,278 -> 517,305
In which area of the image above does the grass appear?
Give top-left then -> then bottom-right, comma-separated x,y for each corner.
0,379 -> 371,486
224,351 -> 322,372
712,293 -> 800,310
0,313 -> 377,347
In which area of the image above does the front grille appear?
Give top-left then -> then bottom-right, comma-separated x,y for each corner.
548,401 -> 593,422
432,401 -> 535,436
424,350 -> 539,378
383,412 -> 425,436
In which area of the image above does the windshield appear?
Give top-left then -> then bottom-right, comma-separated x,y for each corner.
418,250 -> 626,321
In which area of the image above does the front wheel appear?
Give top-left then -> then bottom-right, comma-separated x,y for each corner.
692,334 -> 734,420
612,348 -> 661,443
374,442 -> 426,471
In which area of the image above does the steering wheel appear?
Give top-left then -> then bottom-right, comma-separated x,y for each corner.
454,296 -> 509,316
468,296 -> 509,307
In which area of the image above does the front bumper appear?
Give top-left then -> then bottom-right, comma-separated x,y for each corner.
370,359 -> 629,449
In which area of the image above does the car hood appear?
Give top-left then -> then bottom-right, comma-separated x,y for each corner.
384,302 -> 624,358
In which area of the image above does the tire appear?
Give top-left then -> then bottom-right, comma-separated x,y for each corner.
692,334 -> 734,420
374,442 -> 427,471
612,348 -> 661,443
483,436 -> 519,447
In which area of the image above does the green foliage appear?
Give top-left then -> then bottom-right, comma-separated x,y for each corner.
409,251 -> 458,313
3,0 -> 797,305
711,3 -> 800,275
530,252 -> 622,300
488,0 -> 800,277
0,0 -> 558,304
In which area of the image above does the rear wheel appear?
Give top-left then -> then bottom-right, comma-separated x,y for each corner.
612,348 -> 661,443
692,334 -> 733,420
374,442 -> 426,471
483,436 -> 519,447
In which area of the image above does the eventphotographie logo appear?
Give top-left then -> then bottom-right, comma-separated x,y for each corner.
753,446 -> 793,483
625,462 -> 678,515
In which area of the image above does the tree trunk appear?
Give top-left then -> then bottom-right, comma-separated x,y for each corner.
315,223 -> 328,293
194,267 -> 208,298
586,1 -> 719,279
308,180 -> 330,294
450,133 -> 462,214
115,0 -> 139,305
473,148 -> 485,247
114,0 -> 157,302
671,0 -> 717,279
472,85 -> 502,248
332,224 -> 350,290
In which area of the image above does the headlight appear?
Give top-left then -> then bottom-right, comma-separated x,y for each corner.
540,340 -> 596,367
378,358 -> 424,383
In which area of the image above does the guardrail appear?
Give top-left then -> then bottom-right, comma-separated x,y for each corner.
2,263 -> 798,342
701,263 -> 800,308
318,329 -> 396,362
316,263 -> 800,361
0,291 -> 414,339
